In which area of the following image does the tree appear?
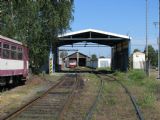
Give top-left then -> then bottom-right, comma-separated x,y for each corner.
0,0 -> 74,70
144,45 -> 158,67
60,51 -> 68,58
99,56 -> 105,58
91,54 -> 97,61
133,49 -> 140,53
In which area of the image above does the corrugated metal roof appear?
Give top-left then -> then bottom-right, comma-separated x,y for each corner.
58,29 -> 131,39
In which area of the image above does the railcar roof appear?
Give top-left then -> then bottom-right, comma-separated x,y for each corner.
0,35 -> 23,45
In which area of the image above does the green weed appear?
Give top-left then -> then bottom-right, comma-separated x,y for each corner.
138,93 -> 156,107
128,70 -> 146,81
107,96 -> 116,106
101,82 -> 117,106
114,70 -> 159,108
96,67 -> 111,71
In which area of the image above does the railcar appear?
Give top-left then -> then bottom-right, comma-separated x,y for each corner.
69,59 -> 77,68
0,35 -> 29,86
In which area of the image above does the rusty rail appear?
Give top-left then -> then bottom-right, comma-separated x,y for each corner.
0,74 -> 78,120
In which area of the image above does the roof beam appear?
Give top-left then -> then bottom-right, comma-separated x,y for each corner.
63,45 -> 109,47
59,38 -> 124,41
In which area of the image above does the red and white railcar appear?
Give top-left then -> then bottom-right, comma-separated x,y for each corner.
0,35 -> 29,85
69,59 -> 77,68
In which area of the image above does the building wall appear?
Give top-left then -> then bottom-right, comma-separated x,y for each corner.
63,52 -> 91,68
86,60 -> 98,68
133,52 -> 145,69
98,58 -> 111,68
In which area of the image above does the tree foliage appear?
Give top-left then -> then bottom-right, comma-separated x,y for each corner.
91,54 -> 98,61
144,45 -> 158,67
99,56 -> 105,58
0,0 -> 74,69
133,49 -> 140,53
60,51 -> 68,58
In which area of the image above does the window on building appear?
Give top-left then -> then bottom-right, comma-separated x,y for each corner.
3,43 -> 10,59
17,47 -> 23,60
11,45 -> 17,59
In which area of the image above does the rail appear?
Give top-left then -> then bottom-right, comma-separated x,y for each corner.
116,80 -> 144,120
84,73 -> 104,120
1,76 -> 77,120
58,72 -> 80,119
103,74 -> 144,120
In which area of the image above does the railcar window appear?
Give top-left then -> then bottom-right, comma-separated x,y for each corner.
3,44 -> 9,49
18,48 -> 22,52
3,43 -> 10,59
11,46 -> 17,59
0,48 -> 1,57
11,46 -> 16,50
0,42 -> 1,57
18,47 -> 23,60
3,49 -> 9,59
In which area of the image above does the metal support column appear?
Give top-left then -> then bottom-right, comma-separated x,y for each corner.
77,52 -> 79,67
54,47 -> 58,72
128,40 -> 132,71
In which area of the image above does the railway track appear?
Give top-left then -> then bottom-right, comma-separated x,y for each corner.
84,72 -> 144,120
59,73 -> 84,120
105,76 -> 144,120
99,73 -> 144,120
0,73 -> 80,120
0,71 -> 144,120
84,73 -> 104,120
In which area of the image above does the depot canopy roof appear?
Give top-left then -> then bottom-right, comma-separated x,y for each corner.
58,29 -> 131,47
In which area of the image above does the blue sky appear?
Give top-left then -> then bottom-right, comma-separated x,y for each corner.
61,0 -> 159,57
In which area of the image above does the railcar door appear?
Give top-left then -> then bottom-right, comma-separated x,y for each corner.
23,46 -> 28,77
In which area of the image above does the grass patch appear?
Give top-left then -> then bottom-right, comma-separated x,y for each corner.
128,70 -> 146,81
114,70 -> 160,93
107,96 -> 116,105
96,67 -> 111,71
114,70 -> 160,119
85,73 -> 99,80
93,74 -> 138,120
138,93 -> 156,107
101,82 -> 117,106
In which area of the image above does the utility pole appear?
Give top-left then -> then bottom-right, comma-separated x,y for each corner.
158,0 -> 160,79
145,0 -> 149,76
153,0 -> 160,79
153,22 -> 159,78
